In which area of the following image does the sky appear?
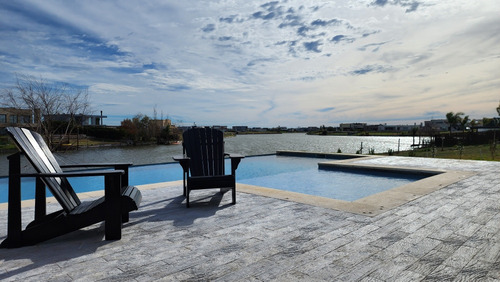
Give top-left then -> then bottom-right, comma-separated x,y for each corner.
0,0 -> 499,127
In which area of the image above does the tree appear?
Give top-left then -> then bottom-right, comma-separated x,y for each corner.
460,115 -> 470,133
2,74 -> 90,150
411,126 -> 419,145
120,118 -> 138,142
445,111 -> 464,135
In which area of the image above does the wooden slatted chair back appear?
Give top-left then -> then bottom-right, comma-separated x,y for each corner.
7,127 -> 81,213
183,127 -> 225,177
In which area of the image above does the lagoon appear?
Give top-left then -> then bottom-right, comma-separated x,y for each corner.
0,133 -> 421,176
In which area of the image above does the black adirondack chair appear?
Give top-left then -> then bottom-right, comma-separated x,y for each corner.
0,127 -> 142,248
173,127 -> 243,207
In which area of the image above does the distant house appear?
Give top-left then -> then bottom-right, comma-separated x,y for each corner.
232,126 -> 248,132
48,113 -> 107,126
250,127 -> 267,132
0,107 -> 39,131
377,124 -> 419,132
365,124 -> 381,132
307,126 -> 320,132
424,119 -> 449,132
340,123 -> 366,131
152,119 -> 172,129
212,125 -> 228,132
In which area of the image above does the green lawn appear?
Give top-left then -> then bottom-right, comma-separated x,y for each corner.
388,144 -> 499,161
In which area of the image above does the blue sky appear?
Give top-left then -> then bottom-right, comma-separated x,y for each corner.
0,0 -> 499,127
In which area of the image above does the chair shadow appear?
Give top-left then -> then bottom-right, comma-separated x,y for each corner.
0,190 -> 234,280
127,189 -> 233,227
0,226 -> 110,280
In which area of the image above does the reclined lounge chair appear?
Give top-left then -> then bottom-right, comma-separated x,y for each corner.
0,127 -> 142,248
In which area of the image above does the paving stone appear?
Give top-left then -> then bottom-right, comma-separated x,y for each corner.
454,258 -> 492,281
369,253 -> 420,281
442,244 -> 480,270
406,249 -> 451,277
422,264 -> 461,281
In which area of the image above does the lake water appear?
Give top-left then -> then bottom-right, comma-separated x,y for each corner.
0,133 -> 422,176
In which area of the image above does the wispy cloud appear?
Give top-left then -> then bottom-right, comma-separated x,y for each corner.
317,107 -> 335,112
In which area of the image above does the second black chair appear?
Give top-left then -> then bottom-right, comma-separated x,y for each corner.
173,127 -> 244,207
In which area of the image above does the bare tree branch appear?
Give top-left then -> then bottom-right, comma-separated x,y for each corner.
2,74 -> 92,150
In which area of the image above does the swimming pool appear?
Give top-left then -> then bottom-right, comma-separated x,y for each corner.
237,155 -> 429,201
0,153 -> 433,203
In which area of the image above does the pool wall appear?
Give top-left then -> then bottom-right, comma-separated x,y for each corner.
276,150 -> 366,160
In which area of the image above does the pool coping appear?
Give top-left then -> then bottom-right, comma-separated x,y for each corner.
237,151 -> 477,216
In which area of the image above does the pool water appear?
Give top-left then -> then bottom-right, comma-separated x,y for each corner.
0,154 -> 428,203
237,155 -> 427,201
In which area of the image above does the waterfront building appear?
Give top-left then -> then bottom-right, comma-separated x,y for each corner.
0,107 -> 39,132
47,113 -> 107,126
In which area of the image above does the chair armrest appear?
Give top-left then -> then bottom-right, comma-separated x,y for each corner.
225,153 -> 244,175
18,169 -> 124,178
225,153 -> 244,159
60,163 -> 132,168
60,163 -> 132,187
173,155 -> 190,172
173,155 -> 189,161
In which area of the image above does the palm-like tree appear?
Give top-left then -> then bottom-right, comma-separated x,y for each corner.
445,111 -> 464,135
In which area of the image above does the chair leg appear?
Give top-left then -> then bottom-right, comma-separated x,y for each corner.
186,189 -> 190,208
5,153 -> 22,248
104,174 -> 122,240
122,212 -> 129,223
232,186 -> 236,205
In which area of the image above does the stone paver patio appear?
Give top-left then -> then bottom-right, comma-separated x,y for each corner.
0,156 -> 499,281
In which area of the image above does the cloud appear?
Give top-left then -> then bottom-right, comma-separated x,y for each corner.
350,65 -> 391,75
372,0 -> 388,6
218,36 -> 233,41
252,11 -> 276,20
90,83 -> 142,94
251,2 -> 286,21
371,0 -> 421,13
278,13 -> 303,28
261,99 -> 276,114
297,25 -> 309,36
202,24 -> 216,32
331,35 -> 355,44
0,1 -> 498,127
219,15 -> 238,24
358,42 -> 388,52
166,84 -> 191,91
318,107 -> 335,112
404,2 -> 420,13
311,19 -> 341,27
303,40 -> 322,53
247,58 -> 275,67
